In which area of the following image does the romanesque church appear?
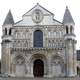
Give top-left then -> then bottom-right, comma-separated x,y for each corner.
1,3 -> 77,77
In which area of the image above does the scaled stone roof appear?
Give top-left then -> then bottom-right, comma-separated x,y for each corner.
3,10 -> 14,26
63,6 -> 75,24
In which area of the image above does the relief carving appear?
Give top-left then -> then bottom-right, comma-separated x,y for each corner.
15,55 -> 25,65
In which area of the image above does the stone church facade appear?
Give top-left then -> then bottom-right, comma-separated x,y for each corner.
1,3 -> 77,77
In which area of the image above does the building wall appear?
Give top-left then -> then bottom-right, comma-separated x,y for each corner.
1,4 -> 77,77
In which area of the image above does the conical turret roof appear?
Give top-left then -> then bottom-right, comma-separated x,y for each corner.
63,6 -> 75,24
3,10 -> 14,26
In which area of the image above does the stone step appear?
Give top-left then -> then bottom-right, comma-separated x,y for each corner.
0,77 -> 80,80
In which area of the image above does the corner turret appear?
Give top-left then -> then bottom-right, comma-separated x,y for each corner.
1,10 -> 14,74
2,10 -> 14,41
63,6 -> 75,40
63,7 -> 77,76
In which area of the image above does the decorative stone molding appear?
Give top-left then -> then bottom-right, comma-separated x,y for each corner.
13,55 -> 25,65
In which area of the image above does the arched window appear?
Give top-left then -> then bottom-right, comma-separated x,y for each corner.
70,26 -> 73,34
5,28 -> 7,35
34,30 -> 43,47
9,28 -> 12,35
66,26 -> 68,34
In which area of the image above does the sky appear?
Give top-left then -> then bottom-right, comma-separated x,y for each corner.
0,0 -> 80,58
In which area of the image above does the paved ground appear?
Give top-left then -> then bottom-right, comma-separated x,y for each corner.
0,76 -> 80,80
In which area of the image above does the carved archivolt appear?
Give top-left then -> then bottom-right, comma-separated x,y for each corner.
14,55 -> 25,65
29,53 -> 48,74
51,54 -> 65,74
29,54 -> 47,63
51,54 -> 64,65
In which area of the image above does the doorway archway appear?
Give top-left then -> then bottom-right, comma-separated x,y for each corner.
33,59 -> 44,77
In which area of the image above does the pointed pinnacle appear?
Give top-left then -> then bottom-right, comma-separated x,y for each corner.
37,3 -> 39,5
3,10 -> 14,26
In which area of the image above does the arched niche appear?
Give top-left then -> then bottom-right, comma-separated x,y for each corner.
51,55 -> 64,76
14,55 -> 26,77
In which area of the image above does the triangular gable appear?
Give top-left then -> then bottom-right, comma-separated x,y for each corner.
23,3 -> 54,16
14,3 -> 62,26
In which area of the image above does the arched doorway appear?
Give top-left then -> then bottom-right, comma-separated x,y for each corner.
77,67 -> 80,76
34,30 -> 43,47
33,59 -> 44,77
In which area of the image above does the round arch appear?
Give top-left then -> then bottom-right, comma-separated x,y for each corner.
14,55 -> 25,65
51,54 -> 64,76
51,55 -> 64,63
29,54 -> 47,77
13,55 -> 26,77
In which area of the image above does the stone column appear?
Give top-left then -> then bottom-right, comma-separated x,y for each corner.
1,43 -> 6,73
47,54 -> 52,77
65,39 -> 76,76
5,43 -> 11,74
73,40 -> 77,76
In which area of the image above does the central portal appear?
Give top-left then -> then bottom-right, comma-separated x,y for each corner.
33,59 -> 44,77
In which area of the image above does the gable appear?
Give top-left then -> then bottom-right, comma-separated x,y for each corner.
23,3 -> 54,16
14,3 -> 62,26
